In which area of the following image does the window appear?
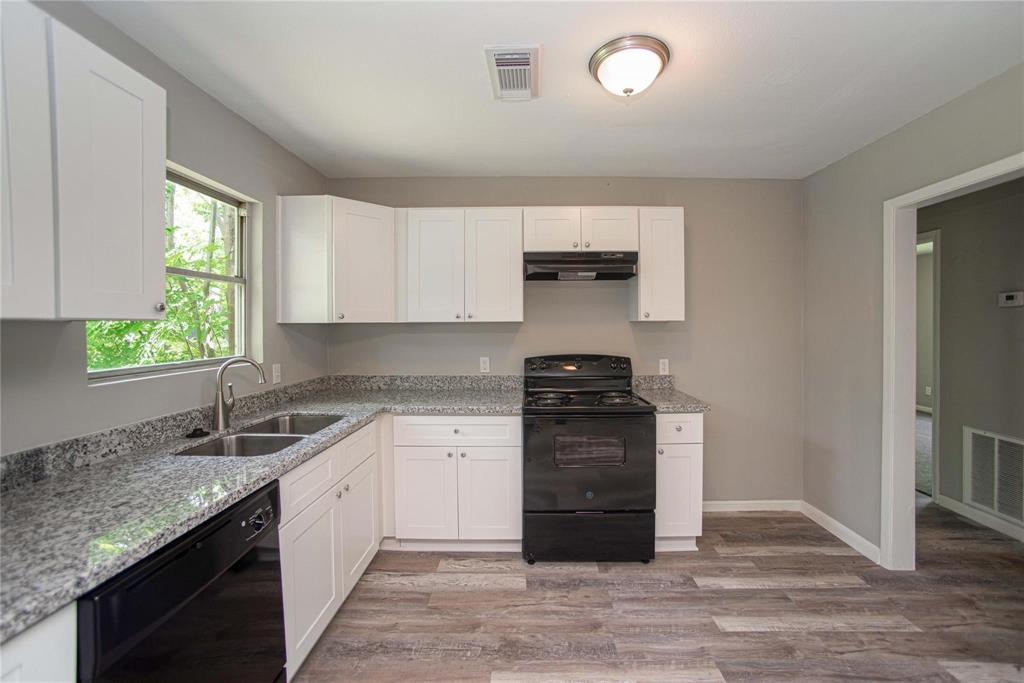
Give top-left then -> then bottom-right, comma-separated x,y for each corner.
86,173 -> 245,375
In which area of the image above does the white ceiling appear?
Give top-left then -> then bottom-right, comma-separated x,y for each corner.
88,1 -> 1024,179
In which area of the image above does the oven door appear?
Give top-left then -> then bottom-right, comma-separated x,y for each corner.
523,415 -> 655,512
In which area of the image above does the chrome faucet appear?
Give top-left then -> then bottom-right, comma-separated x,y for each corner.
214,357 -> 267,431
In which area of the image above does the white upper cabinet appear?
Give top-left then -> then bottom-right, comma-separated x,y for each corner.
523,207 -> 581,251
406,209 -> 466,322
50,21 -> 167,320
633,207 -> 685,322
1,3 -> 56,320
333,198 -> 395,322
581,207 -> 639,251
464,208 -> 523,322
278,196 -> 395,323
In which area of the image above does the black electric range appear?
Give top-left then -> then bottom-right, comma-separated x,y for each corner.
521,354 -> 656,563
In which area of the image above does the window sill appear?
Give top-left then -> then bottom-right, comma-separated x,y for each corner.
88,357 -> 241,387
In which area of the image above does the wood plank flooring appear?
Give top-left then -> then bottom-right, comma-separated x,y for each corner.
296,499 -> 1024,682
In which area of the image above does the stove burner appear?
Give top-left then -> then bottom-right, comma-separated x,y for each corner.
531,391 -> 569,407
597,391 -> 637,406
535,392 -> 568,400
534,398 -> 567,406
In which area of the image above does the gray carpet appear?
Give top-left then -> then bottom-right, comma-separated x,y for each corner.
916,411 -> 933,496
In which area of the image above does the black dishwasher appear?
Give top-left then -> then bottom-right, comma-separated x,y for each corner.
77,482 -> 286,683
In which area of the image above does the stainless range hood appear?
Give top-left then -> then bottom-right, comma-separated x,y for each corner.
523,251 -> 638,281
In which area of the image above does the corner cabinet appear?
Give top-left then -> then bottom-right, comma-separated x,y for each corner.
278,423 -> 381,680
631,207 -> 685,322
404,208 -> 523,323
655,412 -> 704,549
278,196 -> 395,323
1,4 -> 167,321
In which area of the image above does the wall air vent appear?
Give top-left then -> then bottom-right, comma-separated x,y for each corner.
964,426 -> 1024,527
485,45 -> 539,101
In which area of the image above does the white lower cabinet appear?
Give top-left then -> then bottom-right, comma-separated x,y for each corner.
655,413 -> 704,547
393,417 -> 522,541
278,425 -> 381,680
0,603 -> 76,682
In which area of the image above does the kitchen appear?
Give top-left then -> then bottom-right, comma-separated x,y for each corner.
1,2 -> 1022,682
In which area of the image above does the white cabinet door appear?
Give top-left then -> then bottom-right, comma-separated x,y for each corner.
523,207 -> 581,252
50,22 -> 166,320
0,3 -> 56,320
339,456 -> 379,598
406,209 -> 465,322
333,198 -> 395,323
581,207 -> 638,251
279,489 -> 344,677
278,196 -> 332,323
635,207 -> 685,322
655,444 -> 703,537
465,208 -> 523,322
0,603 -> 76,683
394,446 -> 459,539
457,447 -> 522,540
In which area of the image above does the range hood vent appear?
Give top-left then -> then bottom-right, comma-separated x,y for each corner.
524,252 -> 638,281
485,45 -> 539,101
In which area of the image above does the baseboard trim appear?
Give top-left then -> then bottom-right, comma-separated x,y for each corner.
915,405 -> 933,414
935,494 -> 1024,542
799,501 -> 881,563
381,538 -> 522,552
703,499 -> 802,512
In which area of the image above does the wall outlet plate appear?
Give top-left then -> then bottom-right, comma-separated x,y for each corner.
272,363 -> 282,384
480,357 -> 490,373
924,386 -> 932,396
998,291 -> 1023,307
659,359 -> 670,375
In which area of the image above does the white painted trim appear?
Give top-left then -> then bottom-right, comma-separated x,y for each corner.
656,538 -> 698,552
915,405 -> 933,415
881,152 -> 1024,571
917,228 -> 942,503
381,538 -> 521,552
703,499 -> 803,512
935,494 -> 1024,543
800,501 -> 881,564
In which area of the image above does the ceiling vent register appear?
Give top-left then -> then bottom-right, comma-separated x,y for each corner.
485,45 -> 539,101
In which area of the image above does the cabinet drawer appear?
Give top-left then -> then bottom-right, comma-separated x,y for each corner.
278,443 -> 344,525
339,422 -> 376,477
394,416 -> 521,447
656,413 -> 703,444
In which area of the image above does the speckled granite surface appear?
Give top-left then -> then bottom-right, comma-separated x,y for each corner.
0,374 -> 707,642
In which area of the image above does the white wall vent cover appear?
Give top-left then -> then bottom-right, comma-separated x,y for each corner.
485,45 -> 539,101
964,426 -> 1024,527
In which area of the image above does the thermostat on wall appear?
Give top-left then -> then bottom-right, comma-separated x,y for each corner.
998,291 -> 1023,307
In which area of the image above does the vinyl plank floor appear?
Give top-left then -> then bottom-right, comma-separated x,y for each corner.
295,501 -> 1024,682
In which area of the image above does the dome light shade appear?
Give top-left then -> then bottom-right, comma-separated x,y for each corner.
589,35 -> 670,97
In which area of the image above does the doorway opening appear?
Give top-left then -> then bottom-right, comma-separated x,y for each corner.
914,232 -> 938,499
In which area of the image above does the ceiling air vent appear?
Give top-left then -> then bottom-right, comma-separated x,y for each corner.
485,45 -> 539,101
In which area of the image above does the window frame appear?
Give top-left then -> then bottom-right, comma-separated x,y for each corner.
87,172 -> 248,380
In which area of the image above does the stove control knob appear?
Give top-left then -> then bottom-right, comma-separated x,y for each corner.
538,361 -> 548,370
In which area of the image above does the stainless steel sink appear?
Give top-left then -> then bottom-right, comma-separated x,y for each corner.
177,433 -> 305,457
238,414 -> 343,436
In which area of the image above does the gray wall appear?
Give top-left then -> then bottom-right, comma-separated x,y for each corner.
918,178 -> 1024,501
802,64 -> 1024,544
916,251 -> 934,410
327,177 -> 806,503
1,3 -> 329,454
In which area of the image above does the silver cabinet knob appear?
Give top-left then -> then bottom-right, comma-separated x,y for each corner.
447,452 -> 453,458
644,312 -> 650,319
453,428 -> 460,434
573,241 -> 579,248
343,484 -> 350,492
467,313 -> 473,319
455,313 -> 462,319
658,448 -> 664,455
675,425 -> 683,432
336,490 -> 343,498
338,313 -> 345,320
585,241 -> 591,248
460,452 -> 467,458
155,302 -> 166,312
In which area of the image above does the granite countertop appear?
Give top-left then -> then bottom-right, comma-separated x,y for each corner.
0,381 -> 708,642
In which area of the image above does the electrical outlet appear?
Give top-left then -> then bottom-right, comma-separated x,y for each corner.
479,357 -> 490,373
659,359 -> 670,375
924,386 -> 931,396
272,363 -> 282,384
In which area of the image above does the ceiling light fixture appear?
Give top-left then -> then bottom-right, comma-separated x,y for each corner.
589,35 -> 670,97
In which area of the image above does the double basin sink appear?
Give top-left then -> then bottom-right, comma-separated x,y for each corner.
177,414 -> 343,457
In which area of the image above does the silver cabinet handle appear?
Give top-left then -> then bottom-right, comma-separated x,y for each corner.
675,425 -> 683,432
658,448 -> 664,455
338,313 -> 345,320
343,484 -> 350,492
155,302 -> 166,313
455,313 -> 462,319
460,452 -> 467,458
585,241 -> 591,248
644,312 -> 650,319
467,313 -> 473,319
573,241 -> 579,248
454,428 -> 460,434
336,490 -> 343,498
447,452 -> 453,458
